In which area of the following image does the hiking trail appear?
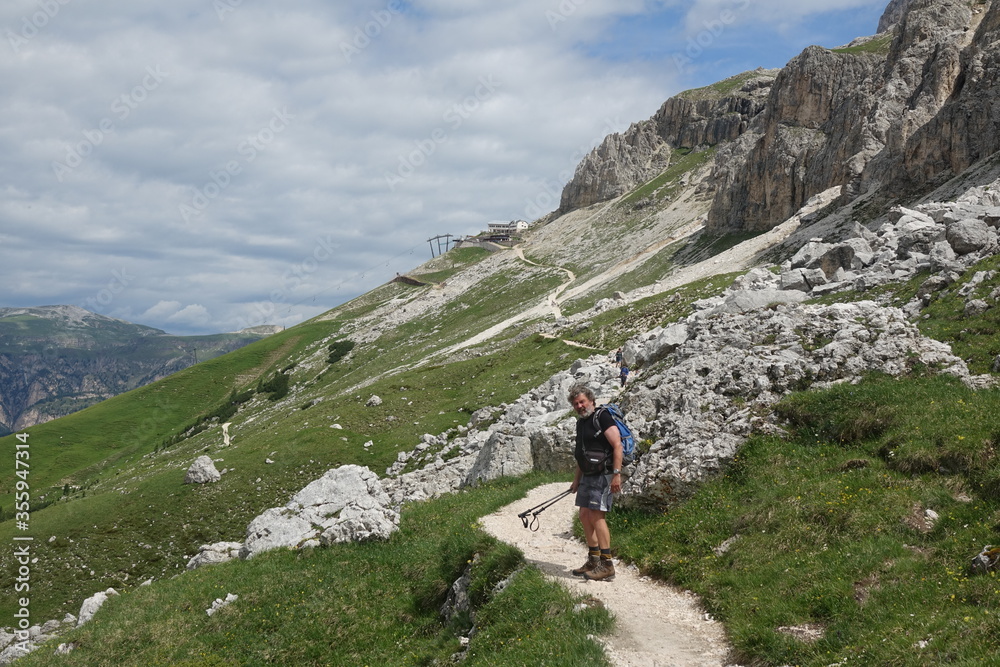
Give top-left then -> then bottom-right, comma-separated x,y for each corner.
480,482 -> 732,667
514,245 -> 574,319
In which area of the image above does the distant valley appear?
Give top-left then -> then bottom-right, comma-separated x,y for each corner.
0,305 -> 277,434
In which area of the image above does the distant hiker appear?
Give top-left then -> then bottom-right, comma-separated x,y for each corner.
619,365 -> 629,387
614,348 -> 622,366
567,383 -> 622,582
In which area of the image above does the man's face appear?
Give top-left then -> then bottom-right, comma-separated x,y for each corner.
571,393 -> 595,418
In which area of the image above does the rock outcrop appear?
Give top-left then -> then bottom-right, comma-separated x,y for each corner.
187,465 -> 400,569
558,121 -> 672,212
76,588 -> 119,627
559,0 -> 1000,242
183,456 -> 221,484
186,542 -> 243,570
878,0 -> 916,32
238,465 -> 398,559
559,70 -> 776,212
707,45 -> 886,232
381,362 -> 617,507
0,587 -> 122,663
709,0 -> 993,233
885,1 -> 1000,196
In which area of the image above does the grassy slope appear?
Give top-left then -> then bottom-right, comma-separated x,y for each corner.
614,372 -> 1000,666
4,160 -> 1000,665
15,473 -> 614,667
0,246 -> 595,626
519,150 -> 711,286
540,148 -> 718,317
607,255 -> 1000,666
1,234 -> 628,665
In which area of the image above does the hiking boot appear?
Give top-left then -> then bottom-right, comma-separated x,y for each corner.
571,555 -> 600,577
584,559 -> 615,582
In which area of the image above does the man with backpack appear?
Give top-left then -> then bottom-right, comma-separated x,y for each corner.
567,383 -> 623,582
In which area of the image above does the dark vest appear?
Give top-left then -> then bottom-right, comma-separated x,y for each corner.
574,409 -> 616,474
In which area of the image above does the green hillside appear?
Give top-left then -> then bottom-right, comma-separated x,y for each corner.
0,246 -> 589,621
3,152 -> 1000,665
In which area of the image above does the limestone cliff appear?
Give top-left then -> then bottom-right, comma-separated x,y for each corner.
878,0 -> 917,32
886,1 -> 1000,194
708,0 -> 988,232
707,46 -> 886,231
560,0 -> 1000,237
558,69 -> 776,212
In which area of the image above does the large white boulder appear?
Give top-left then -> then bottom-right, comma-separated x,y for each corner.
77,588 -> 118,627
239,465 -> 398,559
183,456 -> 221,484
187,541 -> 243,570
464,431 -> 534,486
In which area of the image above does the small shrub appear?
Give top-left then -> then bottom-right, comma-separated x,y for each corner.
257,372 -> 289,400
327,340 -> 355,364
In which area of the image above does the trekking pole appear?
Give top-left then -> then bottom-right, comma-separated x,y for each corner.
517,489 -> 572,532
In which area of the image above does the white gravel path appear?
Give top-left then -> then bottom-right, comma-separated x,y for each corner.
479,482 -> 734,667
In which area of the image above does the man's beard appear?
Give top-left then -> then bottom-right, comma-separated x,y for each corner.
576,406 -> 595,418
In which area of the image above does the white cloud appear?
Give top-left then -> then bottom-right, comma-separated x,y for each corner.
140,300 -> 184,321
0,0 -> 890,334
166,304 -> 211,328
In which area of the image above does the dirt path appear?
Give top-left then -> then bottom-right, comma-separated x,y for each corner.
553,219 -> 704,305
538,333 -> 601,350
515,245 -> 575,319
480,482 -> 732,667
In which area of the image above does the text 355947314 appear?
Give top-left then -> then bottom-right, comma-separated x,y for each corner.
12,432 -> 33,653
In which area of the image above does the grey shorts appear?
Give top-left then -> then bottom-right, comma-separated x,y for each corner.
575,473 -> 613,512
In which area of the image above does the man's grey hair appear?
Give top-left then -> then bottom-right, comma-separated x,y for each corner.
567,383 -> 595,402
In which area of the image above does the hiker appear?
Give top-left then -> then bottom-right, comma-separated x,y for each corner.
619,364 -> 629,387
567,383 -> 622,582
614,348 -> 622,366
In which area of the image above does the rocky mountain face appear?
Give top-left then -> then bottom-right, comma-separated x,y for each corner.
711,0 -> 998,231
878,0 -> 916,31
363,170 -> 1000,518
561,0 -> 999,237
558,69 -> 776,212
885,1 -> 1000,195
0,306 -> 268,433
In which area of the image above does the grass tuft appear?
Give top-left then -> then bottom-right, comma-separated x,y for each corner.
16,473 -> 615,667
611,373 -> 1000,665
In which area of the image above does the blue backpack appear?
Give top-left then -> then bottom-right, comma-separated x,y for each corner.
593,404 -> 637,465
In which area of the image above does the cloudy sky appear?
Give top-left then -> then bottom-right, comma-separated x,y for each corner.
1,0 -> 889,336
